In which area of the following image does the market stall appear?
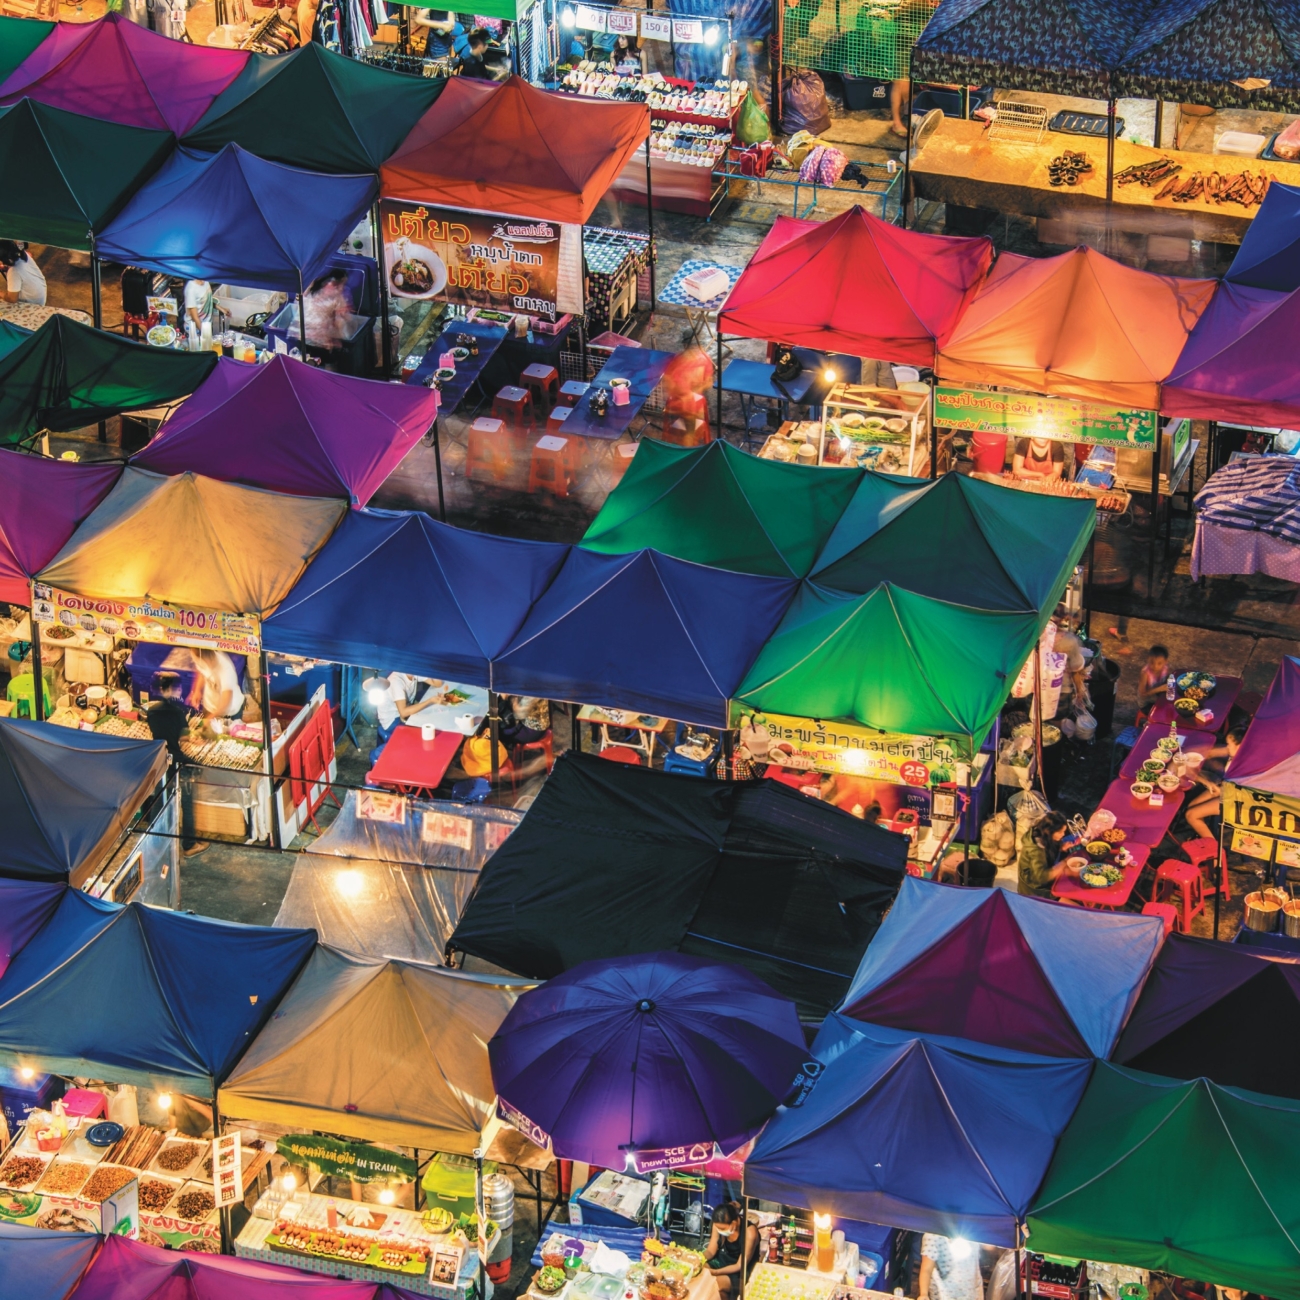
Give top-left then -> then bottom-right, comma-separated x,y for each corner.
34,468 -> 345,844
1189,456 -> 1300,583
448,749 -> 906,1017
836,876 -> 1162,1058
0,892 -> 314,1250
0,1220 -> 97,1300
1027,1064 -> 1300,1300
222,946 -> 533,1295
0,13 -> 247,136
131,356 -> 437,506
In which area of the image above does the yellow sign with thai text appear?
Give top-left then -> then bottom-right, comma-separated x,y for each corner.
1224,782 -> 1300,860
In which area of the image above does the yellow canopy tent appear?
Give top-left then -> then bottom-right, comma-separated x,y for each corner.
38,468 -> 345,615
219,945 -> 533,1153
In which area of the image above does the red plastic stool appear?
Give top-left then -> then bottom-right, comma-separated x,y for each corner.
663,416 -> 712,447
1154,859 -> 1205,933
599,745 -> 642,765
1141,901 -> 1178,937
492,384 -> 534,430
666,391 -> 709,421
558,380 -> 590,408
1181,835 -> 1231,900
528,434 -> 578,497
521,363 -> 559,411
466,417 -> 512,484
546,405 -> 574,436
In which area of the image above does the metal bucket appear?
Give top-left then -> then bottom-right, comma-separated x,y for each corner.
1283,899 -> 1300,939
1244,889 -> 1286,932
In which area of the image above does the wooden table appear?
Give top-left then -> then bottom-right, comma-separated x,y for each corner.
365,726 -> 463,798
911,118 -> 1300,244
1053,842 -> 1151,909
1149,675 -> 1242,732
577,704 -> 670,763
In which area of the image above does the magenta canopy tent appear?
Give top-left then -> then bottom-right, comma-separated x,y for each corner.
0,14 -> 246,136
0,449 -> 120,605
1226,655 -> 1300,797
1163,282 -> 1300,430
68,1233 -> 425,1300
132,355 -> 436,506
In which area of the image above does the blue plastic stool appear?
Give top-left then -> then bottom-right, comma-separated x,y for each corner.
661,723 -> 719,778
1110,724 -> 1141,777
452,778 -> 491,803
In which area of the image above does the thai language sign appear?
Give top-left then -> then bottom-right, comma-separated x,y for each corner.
1223,783 -> 1300,865
935,387 -> 1158,449
32,584 -> 261,654
278,1134 -> 416,1184
380,201 -> 570,320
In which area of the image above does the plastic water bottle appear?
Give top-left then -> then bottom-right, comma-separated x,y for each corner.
1167,669 -> 1177,701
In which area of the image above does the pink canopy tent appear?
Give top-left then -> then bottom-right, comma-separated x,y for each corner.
717,205 -> 994,367
68,1233 -> 424,1300
0,449 -> 120,605
1162,281 -> 1300,430
132,355 -> 437,506
0,13 -> 247,135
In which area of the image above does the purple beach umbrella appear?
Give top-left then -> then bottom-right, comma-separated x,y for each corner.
488,952 -> 809,1169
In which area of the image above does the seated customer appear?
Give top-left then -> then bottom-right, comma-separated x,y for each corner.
1016,811 -> 1076,897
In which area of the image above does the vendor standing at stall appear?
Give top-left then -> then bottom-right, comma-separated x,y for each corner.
146,672 -> 207,858
411,8 -> 462,58
1011,436 -> 1066,481
184,278 -> 215,333
0,242 -> 46,306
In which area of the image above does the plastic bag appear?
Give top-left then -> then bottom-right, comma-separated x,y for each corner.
737,89 -> 771,144
781,70 -> 831,136
980,811 -> 1018,867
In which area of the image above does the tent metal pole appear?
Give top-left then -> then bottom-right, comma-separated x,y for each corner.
213,1088 -> 232,1254
1033,636 -> 1045,798
644,126 -> 656,303
928,374 -> 937,479
1149,445 -> 1159,600
431,417 -> 447,521
901,89 -> 913,229
91,237 -> 107,442
260,650 -> 282,851
1214,817 -> 1226,939
1106,98 -> 1116,205
963,736 -> 973,858
716,326 -> 723,433
489,690 -> 501,786
297,269 -> 308,362
1153,98 -> 1164,149
475,1149 -> 488,1300
29,590 -> 44,722
738,1196 -> 748,1300
374,199 -> 394,377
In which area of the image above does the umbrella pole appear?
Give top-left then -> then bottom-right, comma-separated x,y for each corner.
1154,99 -> 1164,149
298,269 -> 308,362
738,1197 -> 749,1300
716,327 -> 723,432
29,590 -> 44,722
91,237 -> 107,443
432,417 -> 447,521
645,126 -> 657,302
1214,817 -> 1225,939
260,650 -> 282,852
475,1148 -> 488,1300
374,199 -> 394,377
963,737 -> 973,859
1106,98 -> 1116,206
489,691 -> 501,786
928,373 -> 937,479
901,89 -> 913,230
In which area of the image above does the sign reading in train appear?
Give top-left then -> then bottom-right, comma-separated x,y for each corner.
380,200 -> 564,320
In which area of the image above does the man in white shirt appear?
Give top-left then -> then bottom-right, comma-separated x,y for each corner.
0,242 -> 46,306
183,278 -> 214,331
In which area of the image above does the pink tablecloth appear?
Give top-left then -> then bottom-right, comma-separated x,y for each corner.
1191,521 -> 1300,582
1118,725 -> 1217,780
1149,675 -> 1242,731
1053,843 -> 1151,909
1097,777 -> 1185,846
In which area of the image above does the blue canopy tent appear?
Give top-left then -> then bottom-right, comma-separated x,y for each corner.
0,718 -> 167,886
264,509 -> 570,687
836,877 -> 1162,1058
0,1221 -> 98,1300
746,1017 -> 1093,1246
0,878 -> 63,979
492,548 -> 797,726
0,891 -> 316,1091
96,143 -> 376,292
1226,181 -> 1300,291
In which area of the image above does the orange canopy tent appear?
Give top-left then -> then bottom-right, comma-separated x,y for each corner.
380,75 -> 650,225
937,245 -> 1216,409
718,205 -> 994,367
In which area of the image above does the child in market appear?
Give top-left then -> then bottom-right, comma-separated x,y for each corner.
1136,644 -> 1171,726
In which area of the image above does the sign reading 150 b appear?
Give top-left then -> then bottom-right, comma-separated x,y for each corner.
380,200 -> 564,320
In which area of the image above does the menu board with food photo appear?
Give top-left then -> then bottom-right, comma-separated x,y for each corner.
380,200 -> 582,321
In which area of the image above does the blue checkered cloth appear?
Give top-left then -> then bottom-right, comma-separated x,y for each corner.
658,260 -> 742,311
1195,455 -> 1300,542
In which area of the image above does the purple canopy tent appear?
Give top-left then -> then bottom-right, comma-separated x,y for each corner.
1113,933 -> 1300,1099
66,1231 -> 424,1299
488,952 -> 808,1169
838,877 -> 1162,1058
0,1220 -> 98,1300
0,449 -> 120,605
132,355 -> 436,506
1225,655 -> 1300,798
1163,282 -> 1300,431
0,13 -> 246,136
0,878 -> 63,979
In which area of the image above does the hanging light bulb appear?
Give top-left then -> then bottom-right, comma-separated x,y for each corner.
703,24 -> 721,44
282,1173 -> 298,1191
951,1239 -> 972,1261
560,5 -> 576,26
822,367 -> 837,383
379,1188 -> 396,1205
156,1092 -> 172,1110
18,1066 -> 34,1081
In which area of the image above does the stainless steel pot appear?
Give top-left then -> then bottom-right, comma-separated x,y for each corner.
1282,900 -> 1300,940
1244,890 -> 1283,932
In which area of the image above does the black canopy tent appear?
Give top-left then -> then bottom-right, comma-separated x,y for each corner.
447,751 -> 908,1018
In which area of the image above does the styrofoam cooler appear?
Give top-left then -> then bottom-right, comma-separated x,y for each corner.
484,1172 -> 514,1281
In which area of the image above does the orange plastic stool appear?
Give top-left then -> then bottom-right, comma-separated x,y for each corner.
1154,859 -> 1205,933
666,391 -> 709,421
599,745 -> 642,765
492,384 -> 534,430
663,416 -> 712,447
528,434 -> 578,497
558,380 -> 590,408
466,416 -> 512,484
1141,900 -> 1179,937
521,363 -> 559,411
1181,835 -> 1231,900
546,405 -> 574,436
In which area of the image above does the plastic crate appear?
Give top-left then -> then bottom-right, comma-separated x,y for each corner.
215,285 -> 285,328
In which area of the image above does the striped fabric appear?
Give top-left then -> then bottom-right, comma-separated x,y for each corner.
1194,455 -> 1300,542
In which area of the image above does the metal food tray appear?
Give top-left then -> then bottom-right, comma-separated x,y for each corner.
1049,111 -> 1125,138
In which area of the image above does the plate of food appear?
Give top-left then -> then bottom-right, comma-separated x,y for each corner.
1080,864 -> 1123,888
1138,759 -> 1165,779
1175,697 -> 1200,717
1157,771 -> 1182,793
385,239 -> 447,300
146,324 -> 176,348
533,1266 -> 569,1296
1064,855 -> 1089,872
1085,840 -> 1113,860
450,347 -> 470,362
1101,826 -> 1128,844
1155,738 -> 1181,756
1130,781 -> 1154,800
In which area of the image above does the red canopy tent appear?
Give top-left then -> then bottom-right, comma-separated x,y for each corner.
716,205 -> 994,368
379,75 -> 650,226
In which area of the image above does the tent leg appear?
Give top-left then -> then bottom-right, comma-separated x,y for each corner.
214,1089 -> 232,1254
489,691 -> 501,787
260,650 -> 282,852
716,328 -> 723,433
29,600 -> 44,722
901,89 -> 914,229
928,375 -> 937,479
297,269 -> 308,362
431,418 -> 447,521
375,199 -> 393,377
1033,637 -> 1046,799
1214,818 -> 1225,939
91,242 -> 107,442
1106,98 -> 1116,206
738,1197 -> 748,1300
1084,533 -> 1095,638
963,738 -> 973,859
475,1149 -> 488,1300
644,129 -> 656,302
1148,446 -> 1159,601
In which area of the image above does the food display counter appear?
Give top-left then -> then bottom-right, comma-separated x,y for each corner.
911,117 -> 1300,244
528,1229 -> 721,1300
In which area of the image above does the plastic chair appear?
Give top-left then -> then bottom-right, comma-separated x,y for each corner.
1141,900 -> 1178,937
1154,859 -> 1205,933
492,384 -> 534,430
1181,835 -> 1231,900
1110,724 -> 1142,778
521,363 -> 559,411
609,441 -> 638,484
661,723 -> 719,778
546,405 -> 574,436
558,380 -> 590,408
466,416 -> 513,485
599,745 -> 642,765
528,434 -> 579,497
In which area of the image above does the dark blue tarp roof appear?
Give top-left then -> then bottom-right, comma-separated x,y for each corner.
0,718 -> 167,883
96,143 -> 376,293
263,509 -> 571,688
493,548 -> 797,725
745,1014 -> 1093,1246
0,892 -> 316,1090
0,878 -> 63,979
0,1221 -> 98,1300
1227,181 -> 1300,291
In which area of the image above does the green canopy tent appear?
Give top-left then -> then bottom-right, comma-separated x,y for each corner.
582,439 -> 864,579
1028,1063 -> 1300,1300
0,97 -> 173,250
183,43 -> 445,174
0,16 -> 53,83
0,315 -> 216,446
